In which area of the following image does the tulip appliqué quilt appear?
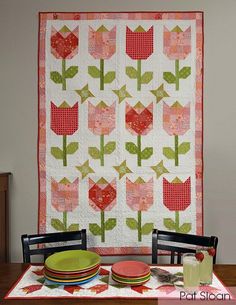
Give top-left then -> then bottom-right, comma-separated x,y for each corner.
38,12 -> 203,255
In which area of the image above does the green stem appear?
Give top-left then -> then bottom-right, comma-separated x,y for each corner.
62,58 -> 66,90
101,211 -> 105,242
63,135 -> 67,166
175,59 -> 179,91
138,211 -> 142,242
100,134 -> 104,166
63,211 -> 67,231
137,59 -> 142,91
174,135 -> 179,166
175,211 -> 180,232
100,59 -> 104,90
137,134 -> 142,166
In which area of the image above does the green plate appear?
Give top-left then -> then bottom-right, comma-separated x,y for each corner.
45,250 -> 101,272
112,272 -> 150,282
112,273 -> 151,284
112,275 -> 150,286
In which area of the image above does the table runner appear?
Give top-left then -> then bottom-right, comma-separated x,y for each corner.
38,12 -> 203,255
5,265 -> 232,300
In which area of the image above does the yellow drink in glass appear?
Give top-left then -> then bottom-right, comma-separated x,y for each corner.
183,253 -> 200,293
198,249 -> 213,285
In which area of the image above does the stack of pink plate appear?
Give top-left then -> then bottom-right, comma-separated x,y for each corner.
44,250 -> 101,285
111,261 -> 151,286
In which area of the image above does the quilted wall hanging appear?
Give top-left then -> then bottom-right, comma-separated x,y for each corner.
38,11 -> 203,255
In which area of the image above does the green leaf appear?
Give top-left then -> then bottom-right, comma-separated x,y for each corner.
126,218 -> 138,230
104,71 -> 115,83
141,147 -> 153,159
37,277 -> 45,284
66,142 -> 79,154
164,218 -> 176,230
104,141 -> 116,154
163,72 -> 176,84
105,218 -> 116,230
174,272 -> 183,276
100,276 -> 109,284
50,71 -> 62,84
51,218 -> 66,231
178,142 -> 190,154
141,72 -> 153,84
51,147 -> 63,159
178,223 -> 192,233
126,66 -> 138,79
88,147 -> 100,159
179,66 -> 191,79
141,223 -> 154,235
68,223 -> 79,231
65,66 -> 78,78
89,223 -> 102,236
126,142 -> 138,154
110,283 -> 126,288
88,66 -> 100,78
163,147 -> 175,159
45,284 -> 60,289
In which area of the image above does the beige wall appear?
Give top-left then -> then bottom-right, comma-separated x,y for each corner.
1,0 -> 236,263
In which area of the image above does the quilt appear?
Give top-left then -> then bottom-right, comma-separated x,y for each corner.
5,265 -> 233,300
38,12 -> 203,255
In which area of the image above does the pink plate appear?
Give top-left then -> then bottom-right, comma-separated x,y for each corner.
112,261 -> 150,278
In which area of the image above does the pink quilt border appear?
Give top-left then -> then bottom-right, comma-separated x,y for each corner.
38,11 -> 203,255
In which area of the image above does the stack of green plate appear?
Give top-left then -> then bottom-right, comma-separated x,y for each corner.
44,250 -> 101,285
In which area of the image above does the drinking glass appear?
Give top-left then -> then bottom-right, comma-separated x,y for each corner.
197,248 -> 213,285
183,253 -> 200,293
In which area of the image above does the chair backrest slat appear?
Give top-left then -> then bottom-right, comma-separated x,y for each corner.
156,244 -> 197,254
21,229 -> 87,263
152,229 -> 218,264
27,231 -> 84,245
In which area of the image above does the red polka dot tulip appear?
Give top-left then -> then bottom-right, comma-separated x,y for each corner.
163,177 -> 192,233
126,26 -> 153,60
50,102 -> 79,166
51,102 -> 78,136
126,26 -> 154,91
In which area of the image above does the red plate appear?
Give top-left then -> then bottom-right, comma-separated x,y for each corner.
111,261 -> 150,278
44,265 -> 100,280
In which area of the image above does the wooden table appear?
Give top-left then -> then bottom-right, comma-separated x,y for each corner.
0,264 -> 236,304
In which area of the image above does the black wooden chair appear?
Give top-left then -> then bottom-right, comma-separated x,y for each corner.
21,229 -> 87,263
152,229 -> 218,264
